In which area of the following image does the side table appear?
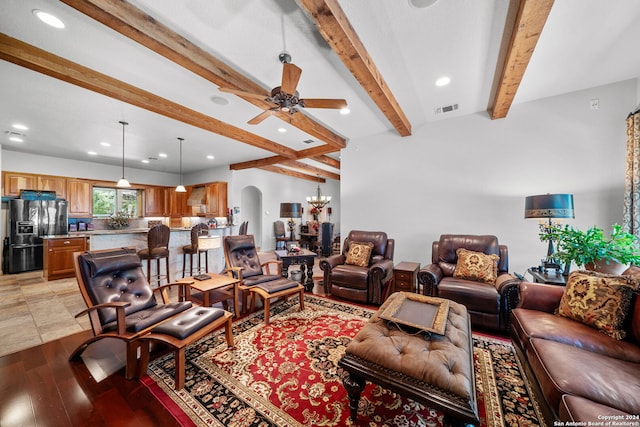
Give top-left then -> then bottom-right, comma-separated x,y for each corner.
393,262 -> 420,293
182,274 -> 240,317
275,249 -> 318,292
527,267 -> 567,285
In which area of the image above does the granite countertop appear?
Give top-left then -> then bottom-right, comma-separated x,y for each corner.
60,225 -> 234,236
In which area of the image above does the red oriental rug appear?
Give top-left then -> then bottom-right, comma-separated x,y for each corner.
142,295 -> 543,426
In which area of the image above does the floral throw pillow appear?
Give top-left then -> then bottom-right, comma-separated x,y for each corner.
557,270 -> 640,340
345,241 -> 374,267
453,248 -> 499,284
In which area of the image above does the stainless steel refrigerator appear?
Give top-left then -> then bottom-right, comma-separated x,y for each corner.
6,199 -> 69,273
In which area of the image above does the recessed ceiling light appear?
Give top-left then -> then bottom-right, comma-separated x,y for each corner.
12,123 -> 28,131
87,151 -> 97,156
207,155 -> 215,160
210,96 -> 229,106
33,10 -> 65,28
435,76 -> 451,87
278,127 -> 287,133
408,0 -> 439,8
159,153 -> 168,158
9,136 -> 23,143
141,159 -> 150,164
340,107 -> 351,115
100,141 -> 111,147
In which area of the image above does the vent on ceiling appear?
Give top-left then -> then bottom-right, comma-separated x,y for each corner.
303,139 -> 315,144
434,103 -> 459,115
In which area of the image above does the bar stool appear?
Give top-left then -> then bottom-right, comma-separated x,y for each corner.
182,223 -> 210,277
137,224 -> 170,286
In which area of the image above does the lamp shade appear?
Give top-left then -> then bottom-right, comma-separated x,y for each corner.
197,235 -> 221,250
524,194 -> 575,219
280,202 -> 302,218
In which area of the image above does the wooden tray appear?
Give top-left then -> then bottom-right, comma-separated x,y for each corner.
379,292 -> 449,335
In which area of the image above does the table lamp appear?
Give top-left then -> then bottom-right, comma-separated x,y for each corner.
524,193 -> 574,270
280,202 -> 302,241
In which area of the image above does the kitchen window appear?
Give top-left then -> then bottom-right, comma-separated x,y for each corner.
93,187 -> 140,217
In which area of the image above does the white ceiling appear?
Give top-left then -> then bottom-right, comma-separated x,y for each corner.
1,0 -> 639,177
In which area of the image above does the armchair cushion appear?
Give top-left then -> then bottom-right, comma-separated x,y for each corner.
345,241 -> 374,267
558,270 -> 640,340
453,248 -> 499,284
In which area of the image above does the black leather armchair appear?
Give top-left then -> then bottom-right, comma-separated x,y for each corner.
70,247 -> 234,389
320,230 -> 394,304
418,234 -> 520,331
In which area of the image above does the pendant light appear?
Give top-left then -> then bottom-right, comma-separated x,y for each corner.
175,137 -> 186,192
116,120 -> 131,188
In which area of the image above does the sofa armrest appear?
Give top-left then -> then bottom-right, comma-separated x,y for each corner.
418,264 -> 443,296
495,273 -> 521,329
369,259 -> 393,282
517,281 -> 565,312
320,254 -> 345,272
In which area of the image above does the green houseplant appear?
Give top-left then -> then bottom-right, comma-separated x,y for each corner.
540,224 -> 640,274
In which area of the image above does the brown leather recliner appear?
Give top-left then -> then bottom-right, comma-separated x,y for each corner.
417,234 -> 520,331
320,230 -> 395,305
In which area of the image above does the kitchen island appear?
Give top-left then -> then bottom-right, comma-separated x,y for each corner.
68,226 -> 234,282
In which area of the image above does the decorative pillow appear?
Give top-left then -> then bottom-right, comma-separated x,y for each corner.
453,248 -> 499,284
345,241 -> 374,267
558,270 -> 640,340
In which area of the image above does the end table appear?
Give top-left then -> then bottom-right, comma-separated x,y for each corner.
393,262 -> 420,293
527,267 -> 567,285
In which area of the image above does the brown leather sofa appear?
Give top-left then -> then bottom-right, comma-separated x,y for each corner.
510,281 -> 639,424
320,230 -> 394,304
417,234 -> 520,331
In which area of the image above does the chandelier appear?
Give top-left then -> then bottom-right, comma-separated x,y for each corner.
306,184 -> 331,210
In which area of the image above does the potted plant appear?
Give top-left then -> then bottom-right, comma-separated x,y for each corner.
540,224 -> 640,274
107,210 -> 132,229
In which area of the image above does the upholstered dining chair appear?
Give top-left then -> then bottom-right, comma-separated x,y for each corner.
70,247 -> 234,390
239,221 -> 249,235
222,234 -> 304,324
417,234 -> 520,331
274,220 -> 289,250
320,230 -> 395,305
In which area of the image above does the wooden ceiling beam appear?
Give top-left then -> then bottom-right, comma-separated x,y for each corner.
259,166 -> 326,182
230,145 -> 338,171
0,34 -> 297,159
61,0 -> 347,149
297,0 -> 411,137
279,160 -> 341,181
311,155 -> 340,169
488,0 -> 554,119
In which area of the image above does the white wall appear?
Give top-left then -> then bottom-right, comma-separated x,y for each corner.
341,79 -> 638,276
231,168 -> 341,251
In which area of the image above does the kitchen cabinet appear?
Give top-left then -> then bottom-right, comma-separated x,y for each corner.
67,179 -> 93,218
167,186 -> 190,217
205,182 -> 227,217
38,175 -> 67,199
144,186 -> 167,216
44,236 -> 88,280
3,172 -> 37,197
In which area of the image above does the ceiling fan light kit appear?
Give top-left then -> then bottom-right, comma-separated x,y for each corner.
219,53 -> 347,125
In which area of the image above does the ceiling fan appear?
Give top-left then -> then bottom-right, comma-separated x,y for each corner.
219,53 -> 347,125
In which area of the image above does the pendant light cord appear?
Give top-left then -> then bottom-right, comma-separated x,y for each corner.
178,137 -> 184,185
119,120 -> 128,178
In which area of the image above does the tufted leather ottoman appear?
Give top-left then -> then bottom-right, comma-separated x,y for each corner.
339,292 -> 479,426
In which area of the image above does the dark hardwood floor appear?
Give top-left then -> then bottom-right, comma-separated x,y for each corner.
0,329 -> 180,427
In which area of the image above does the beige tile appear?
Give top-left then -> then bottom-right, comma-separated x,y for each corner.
39,321 -> 84,343
27,298 -> 77,327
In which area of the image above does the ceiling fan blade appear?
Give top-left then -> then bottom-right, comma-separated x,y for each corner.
219,87 -> 269,100
247,109 -> 274,125
281,63 -> 302,95
300,98 -> 348,109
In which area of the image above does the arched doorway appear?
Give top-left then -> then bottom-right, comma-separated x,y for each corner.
240,186 -> 262,248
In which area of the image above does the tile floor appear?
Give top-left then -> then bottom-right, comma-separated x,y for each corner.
0,271 -> 90,357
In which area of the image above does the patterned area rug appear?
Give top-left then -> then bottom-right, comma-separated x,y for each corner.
142,295 -> 543,426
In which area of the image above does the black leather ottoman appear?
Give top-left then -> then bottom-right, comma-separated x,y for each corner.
339,292 -> 479,426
